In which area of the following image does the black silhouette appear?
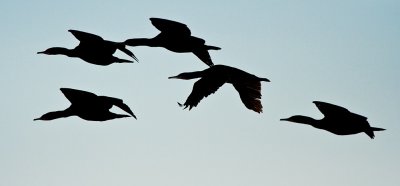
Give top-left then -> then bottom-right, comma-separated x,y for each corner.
38,30 -> 138,66
280,101 -> 385,139
34,88 -> 136,121
168,65 -> 270,113
125,18 -> 220,66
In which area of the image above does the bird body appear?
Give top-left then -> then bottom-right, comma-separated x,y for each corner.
34,88 -> 136,121
169,65 -> 270,113
38,30 -> 138,66
125,18 -> 220,66
280,101 -> 385,139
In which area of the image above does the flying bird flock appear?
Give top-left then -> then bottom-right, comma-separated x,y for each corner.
35,18 -> 385,139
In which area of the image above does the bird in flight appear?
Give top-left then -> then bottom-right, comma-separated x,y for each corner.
38,30 -> 138,66
125,18 -> 220,66
280,101 -> 385,139
169,65 -> 270,113
34,88 -> 136,121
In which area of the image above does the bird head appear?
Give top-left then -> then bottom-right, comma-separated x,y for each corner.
280,115 -> 317,126
169,73 -> 188,80
280,116 -> 301,122
34,112 -> 57,121
168,72 -> 202,80
37,47 -> 68,55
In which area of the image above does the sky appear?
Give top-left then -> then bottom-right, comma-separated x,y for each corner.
0,0 -> 399,186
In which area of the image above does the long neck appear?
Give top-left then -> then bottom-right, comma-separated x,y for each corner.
291,116 -> 319,126
183,71 -> 205,79
125,38 -> 158,47
54,47 -> 76,57
41,108 -> 75,120
53,110 -> 74,119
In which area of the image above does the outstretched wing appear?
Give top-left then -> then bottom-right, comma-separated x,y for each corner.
117,45 -> 139,62
233,81 -> 264,113
313,101 -> 367,120
70,30 -> 137,60
99,96 -> 136,119
150,18 -> 191,36
182,77 -> 226,110
193,49 -> 214,67
69,30 -> 104,43
69,30 -> 110,55
60,88 -> 97,105
191,37 -> 217,66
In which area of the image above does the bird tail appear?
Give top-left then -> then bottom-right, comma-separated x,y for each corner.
112,56 -> 133,63
205,45 -> 221,50
371,127 -> 386,131
259,77 -> 270,82
365,127 -> 385,139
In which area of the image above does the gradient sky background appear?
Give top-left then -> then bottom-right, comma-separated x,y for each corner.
1,0 -> 399,186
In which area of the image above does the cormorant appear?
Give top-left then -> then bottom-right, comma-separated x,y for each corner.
168,65 -> 270,113
125,18 -> 220,66
34,88 -> 136,121
280,101 -> 385,139
37,30 -> 138,66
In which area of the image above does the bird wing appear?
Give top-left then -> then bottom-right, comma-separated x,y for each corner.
193,49 -> 214,67
70,30 -> 113,56
150,18 -> 191,36
69,30 -> 104,43
60,88 -> 97,105
99,96 -> 136,119
182,77 -> 226,110
70,30 -> 137,60
233,81 -> 264,113
314,101 -> 367,120
117,45 -> 139,62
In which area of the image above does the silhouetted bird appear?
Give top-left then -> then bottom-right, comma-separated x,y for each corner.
38,30 -> 138,66
125,18 -> 220,66
280,101 -> 385,139
34,88 -> 136,121
168,65 -> 270,113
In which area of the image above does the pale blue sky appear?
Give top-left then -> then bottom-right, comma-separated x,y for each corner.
1,0 -> 399,186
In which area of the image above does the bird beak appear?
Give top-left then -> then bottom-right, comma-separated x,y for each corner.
33,118 -> 40,121
168,75 -> 178,79
280,118 -> 289,121
37,51 -> 45,54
